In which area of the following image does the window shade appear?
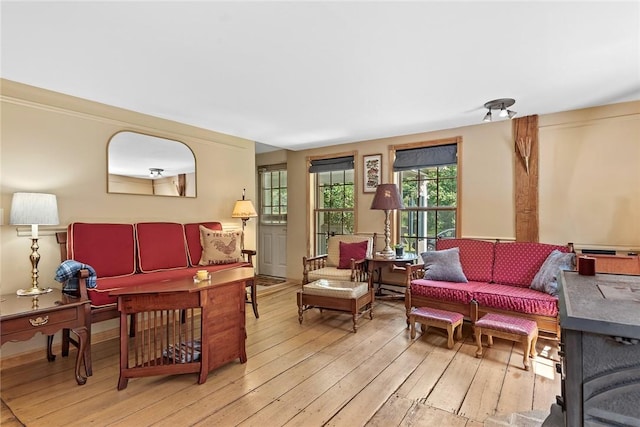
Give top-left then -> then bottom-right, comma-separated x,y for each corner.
393,144 -> 457,171
309,156 -> 354,173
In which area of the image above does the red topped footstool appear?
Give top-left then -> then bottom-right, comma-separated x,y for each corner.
474,313 -> 538,370
409,307 -> 464,349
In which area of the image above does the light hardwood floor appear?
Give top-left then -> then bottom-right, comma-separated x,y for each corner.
1,284 -> 560,426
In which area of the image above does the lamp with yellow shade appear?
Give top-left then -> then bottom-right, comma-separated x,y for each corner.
231,188 -> 258,250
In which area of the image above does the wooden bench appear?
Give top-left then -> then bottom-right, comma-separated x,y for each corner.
474,313 -> 538,370
409,306 -> 464,349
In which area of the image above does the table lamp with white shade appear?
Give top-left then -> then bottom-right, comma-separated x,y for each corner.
9,192 -> 60,296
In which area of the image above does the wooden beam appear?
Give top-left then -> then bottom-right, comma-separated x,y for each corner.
513,115 -> 539,242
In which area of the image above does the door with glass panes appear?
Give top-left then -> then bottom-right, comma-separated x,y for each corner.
258,166 -> 287,278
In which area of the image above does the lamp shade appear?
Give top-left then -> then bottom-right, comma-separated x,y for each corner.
231,200 -> 258,219
9,192 -> 59,225
370,184 -> 404,210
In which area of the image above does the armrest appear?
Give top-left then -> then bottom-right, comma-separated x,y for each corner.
405,264 -> 425,285
351,258 -> 368,283
302,254 -> 328,284
75,269 -> 90,302
242,249 -> 256,266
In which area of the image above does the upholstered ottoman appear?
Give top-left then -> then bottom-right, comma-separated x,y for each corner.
297,279 -> 374,333
474,313 -> 538,370
409,307 -> 464,349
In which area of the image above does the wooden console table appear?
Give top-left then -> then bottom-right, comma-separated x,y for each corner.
0,289 -> 90,385
110,267 -> 253,390
577,251 -> 640,275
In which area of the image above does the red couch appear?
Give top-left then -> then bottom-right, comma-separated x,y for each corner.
405,239 -> 574,338
57,221 -> 256,322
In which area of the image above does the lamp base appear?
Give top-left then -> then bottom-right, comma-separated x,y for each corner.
377,249 -> 396,259
16,286 -> 53,296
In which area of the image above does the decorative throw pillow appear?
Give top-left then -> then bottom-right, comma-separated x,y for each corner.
338,240 -> 369,269
420,247 -> 468,283
198,226 -> 243,265
530,249 -> 576,296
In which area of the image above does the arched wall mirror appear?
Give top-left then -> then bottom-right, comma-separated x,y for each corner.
107,131 -> 196,197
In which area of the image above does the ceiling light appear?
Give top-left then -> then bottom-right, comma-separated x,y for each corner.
482,98 -> 517,122
149,168 -> 164,178
499,104 -> 508,118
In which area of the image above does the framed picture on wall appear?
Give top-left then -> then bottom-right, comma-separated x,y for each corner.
363,154 -> 382,193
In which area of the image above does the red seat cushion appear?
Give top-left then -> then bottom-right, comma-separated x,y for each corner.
68,223 -> 136,278
473,283 -> 558,317
411,307 -> 464,324
493,242 -> 569,287
135,222 -> 188,272
184,222 -> 223,266
436,239 -> 495,283
410,280 -> 487,305
475,313 -> 538,336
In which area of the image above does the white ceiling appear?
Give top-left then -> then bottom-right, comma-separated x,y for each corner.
2,1 -> 639,154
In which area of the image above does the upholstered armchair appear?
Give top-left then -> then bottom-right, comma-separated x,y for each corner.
302,233 -> 376,284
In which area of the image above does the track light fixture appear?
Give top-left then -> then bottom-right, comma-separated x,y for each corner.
482,98 -> 517,122
149,168 -> 164,178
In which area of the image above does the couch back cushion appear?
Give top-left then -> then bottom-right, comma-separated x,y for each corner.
327,235 -> 373,267
493,241 -> 569,287
68,223 -> 136,278
135,222 -> 189,272
436,238 -> 494,282
184,222 -> 223,266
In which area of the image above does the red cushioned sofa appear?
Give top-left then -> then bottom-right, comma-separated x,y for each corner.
57,222 -> 256,317
405,239 -> 574,339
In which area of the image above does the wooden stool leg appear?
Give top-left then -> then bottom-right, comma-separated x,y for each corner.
523,336 -> 532,371
530,332 -> 538,358
475,328 -> 483,358
446,324 -> 454,349
487,335 -> 494,347
352,313 -> 357,333
410,316 -> 416,339
456,322 -> 463,341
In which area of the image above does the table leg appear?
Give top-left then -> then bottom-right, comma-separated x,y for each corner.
72,326 -> 88,385
117,312 -> 129,390
46,335 -> 56,361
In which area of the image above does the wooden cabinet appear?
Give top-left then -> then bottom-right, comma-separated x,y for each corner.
110,268 -> 253,390
577,252 -> 640,275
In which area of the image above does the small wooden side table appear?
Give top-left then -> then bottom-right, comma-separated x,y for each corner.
366,253 -> 418,300
0,289 -> 91,385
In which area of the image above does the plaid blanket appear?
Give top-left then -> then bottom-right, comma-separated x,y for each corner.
54,259 -> 97,291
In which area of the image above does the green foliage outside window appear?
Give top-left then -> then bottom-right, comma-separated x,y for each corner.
399,165 -> 457,253
315,170 -> 355,254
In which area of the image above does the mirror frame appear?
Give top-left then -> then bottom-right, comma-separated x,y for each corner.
107,131 -> 197,197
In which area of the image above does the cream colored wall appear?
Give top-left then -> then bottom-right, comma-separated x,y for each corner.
538,102 -> 640,250
1,79 -> 256,358
283,101 -> 640,282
